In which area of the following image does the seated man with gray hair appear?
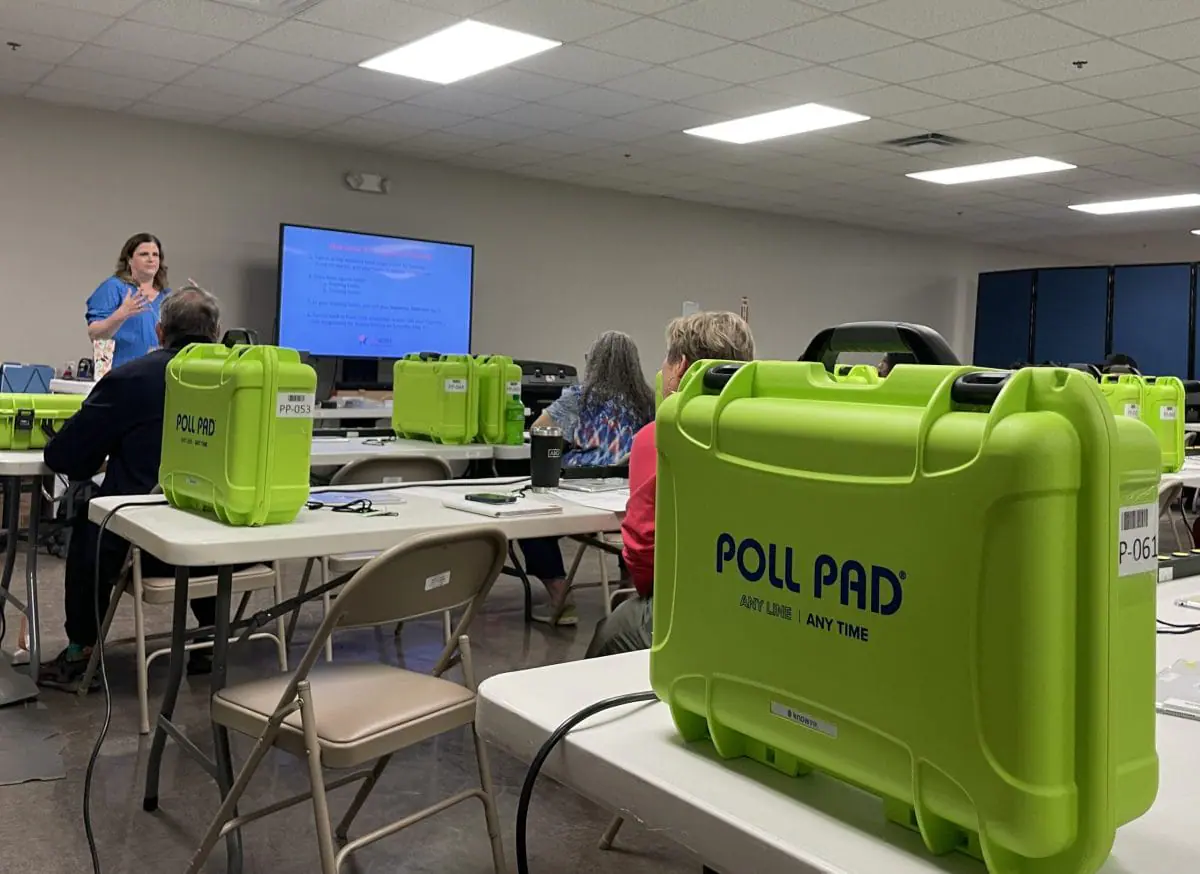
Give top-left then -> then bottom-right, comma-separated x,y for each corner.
41,286 -> 223,691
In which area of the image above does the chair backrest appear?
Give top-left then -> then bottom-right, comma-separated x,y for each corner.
294,527 -> 508,681
331,455 -> 453,485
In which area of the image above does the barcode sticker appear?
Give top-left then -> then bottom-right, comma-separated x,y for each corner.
506,380 -> 521,396
444,378 -> 467,393
1162,405 -> 1178,421
425,570 -> 451,592
1124,403 -> 1140,418
771,702 -> 837,738
1118,503 -> 1157,577
276,392 -> 315,418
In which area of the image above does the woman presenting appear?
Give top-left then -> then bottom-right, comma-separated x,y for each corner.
86,233 -> 170,369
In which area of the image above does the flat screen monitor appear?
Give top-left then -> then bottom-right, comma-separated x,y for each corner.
276,223 -> 473,359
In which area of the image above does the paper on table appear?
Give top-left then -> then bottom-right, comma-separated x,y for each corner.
310,488 -> 408,505
442,494 -> 563,518
549,488 -> 629,513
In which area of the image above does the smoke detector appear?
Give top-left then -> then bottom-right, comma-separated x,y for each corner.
882,132 -> 968,154
211,0 -> 323,15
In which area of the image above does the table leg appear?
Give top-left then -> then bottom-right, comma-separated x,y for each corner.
211,565 -> 244,874
506,543 -> 534,622
144,566 -> 190,812
24,485 -> 42,679
0,478 -> 19,643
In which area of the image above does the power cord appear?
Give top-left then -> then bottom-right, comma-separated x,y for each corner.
515,691 -> 658,874
83,498 -> 167,874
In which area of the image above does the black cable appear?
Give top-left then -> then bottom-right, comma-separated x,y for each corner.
83,498 -> 167,874
1157,618 -> 1200,629
515,691 -> 658,874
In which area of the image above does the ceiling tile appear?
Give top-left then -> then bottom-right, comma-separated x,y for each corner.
613,102 -> 719,132
1004,40 -> 1160,81
1118,20 -> 1200,61
670,43 -> 807,84
908,65 -> 1045,100
1126,90 -> 1200,117
39,65 -> 160,99
1071,64 -> 1200,100
490,102 -> 594,130
930,14 -> 1094,62
310,116 -> 408,144
678,84 -> 797,114
513,45 -> 650,83
972,83 -> 1101,114
444,117 -> 541,142
476,0 -> 638,41
129,0 -> 279,41
756,65 -> 883,100
95,20 -> 237,64
847,0 -> 1026,38
798,0 -> 882,12
406,0 -> 507,12
1127,137 -> 1200,159
0,2 -> 115,41
36,0 -> 141,12
26,83 -> 131,110
127,102 -> 228,124
1045,0 -> 1200,36
579,18 -> 731,64
1029,102 -> 1154,129
0,30 -> 81,64
752,17 -> 910,64
835,85 -> 950,117
596,0 -> 686,12
1049,143 -> 1144,165
468,67 -> 581,100
890,103 -> 1009,130
1083,117 -> 1198,144
210,45 -> 344,83
1003,130 -> 1107,154
298,0 -> 457,42
567,115 -> 659,140
65,45 -> 196,83
657,0 -> 827,41
394,130 -> 489,154
518,130 -> 612,152
174,66 -> 295,100
363,101 -> 475,129
0,54 -> 52,83
149,84 -> 261,115
542,86 -> 658,116
604,65 -> 725,100
407,87 -> 525,116
219,116 -> 303,137
241,101 -> 352,128
314,67 -> 435,101
275,84 -> 389,115
953,117 -> 1061,142
835,44 -> 981,83
252,21 -> 395,64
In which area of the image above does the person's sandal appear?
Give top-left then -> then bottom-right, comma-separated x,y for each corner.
532,601 -> 579,627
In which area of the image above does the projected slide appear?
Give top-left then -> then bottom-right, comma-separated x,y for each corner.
277,225 -> 473,358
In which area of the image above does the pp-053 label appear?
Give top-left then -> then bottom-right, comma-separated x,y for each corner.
1162,405 -> 1178,421
276,392 -> 315,418
1124,403 -> 1140,419
1118,503 -> 1157,577
444,378 -> 467,393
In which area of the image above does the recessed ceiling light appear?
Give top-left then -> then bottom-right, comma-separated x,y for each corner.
1068,194 -> 1200,215
1191,229 -> 1200,236
907,156 -> 1075,185
360,20 -> 560,85
683,103 -> 869,145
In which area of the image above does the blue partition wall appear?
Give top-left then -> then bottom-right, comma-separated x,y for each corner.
1112,265 -> 1191,378
973,270 -> 1032,368
1033,267 -> 1109,365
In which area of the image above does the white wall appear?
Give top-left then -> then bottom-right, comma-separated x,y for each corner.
1,96 -> 1049,372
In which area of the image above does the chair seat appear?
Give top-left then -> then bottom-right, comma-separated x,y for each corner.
139,564 -> 275,605
327,553 -> 377,575
212,663 -> 476,769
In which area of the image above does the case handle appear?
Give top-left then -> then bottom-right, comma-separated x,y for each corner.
703,363 -> 744,392
800,321 -> 960,371
950,372 -> 1010,407
221,328 -> 258,347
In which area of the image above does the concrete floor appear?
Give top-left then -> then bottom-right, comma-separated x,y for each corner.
0,547 -> 698,874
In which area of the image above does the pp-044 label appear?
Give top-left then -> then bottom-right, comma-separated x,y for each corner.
771,702 -> 837,739
1124,403 -> 1140,418
276,392 -> 315,418
444,379 -> 468,393
1118,503 -> 1157,577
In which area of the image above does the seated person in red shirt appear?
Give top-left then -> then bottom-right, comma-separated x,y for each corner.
586,311 -> 754,658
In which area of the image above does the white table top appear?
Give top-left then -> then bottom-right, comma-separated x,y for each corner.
310,436 -> 527,464
477,578 -> 1200,874
0,450 -> 50,476
49,378 -> 95,395
1168,459 -> 1200,489
1184,423 -> 1200,433
89,479 -> 618,566
312,403 -> 392,420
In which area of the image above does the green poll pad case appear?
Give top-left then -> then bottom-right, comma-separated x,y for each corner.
650,361 -> 1160,874
1098,372 -> 1146,423
1140,375 -> 1185,473
0,393 -> 84,450
475,355 -> 522,444
160,344 -> 316,526
392,353 -> 479,445
833,363 -> 881,385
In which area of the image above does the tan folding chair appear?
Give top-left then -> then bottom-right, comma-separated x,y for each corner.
184,527 -> 509,874
1160,479 -> 1191,553
291,455 -> 455,662
564,532 -> 631,617
79,549 -> 287,734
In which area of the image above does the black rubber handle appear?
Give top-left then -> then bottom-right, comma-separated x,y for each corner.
800,322 -> 960,371
221,328 -> 258,347
1067,363 -> 1101,379
703,363 -> 744,391
951,372 -> 1010,406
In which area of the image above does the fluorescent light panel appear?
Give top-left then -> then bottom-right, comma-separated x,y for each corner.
684,103 -> 869,144
1068,194 -> 1200,215
907,156 -> 1075,185
1192,229 -> 1200,236
360,20 -> 560,84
